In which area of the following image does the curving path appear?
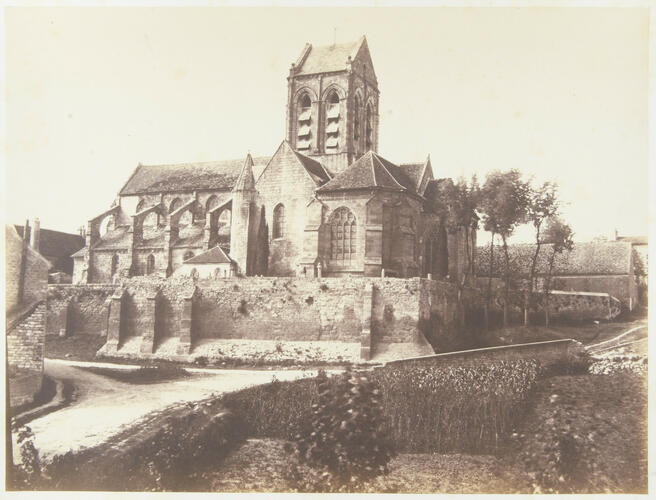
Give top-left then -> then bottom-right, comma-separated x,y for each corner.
13,359 -> 323,463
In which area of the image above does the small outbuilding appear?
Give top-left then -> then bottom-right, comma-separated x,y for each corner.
177,245 -> 236,279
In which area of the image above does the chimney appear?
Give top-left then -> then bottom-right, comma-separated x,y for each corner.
31,217 -> 41,252
79,225 -> 87,238
23,219 -> 31,245
614,228 -> 619,241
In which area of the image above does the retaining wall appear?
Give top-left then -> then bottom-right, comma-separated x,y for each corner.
91,275 -> 478,361
47,285 -> 117,336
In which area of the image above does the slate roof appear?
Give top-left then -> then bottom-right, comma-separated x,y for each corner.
293,149 -> 332,185
616,235 -> 648,246
120,157 -> 271,195
476,241 -> 634,277
317,151 -> 421,194
14,225 -> 85,262
294,38 -> 364,76
183,245 -> 232,265
92,226 -> 132,250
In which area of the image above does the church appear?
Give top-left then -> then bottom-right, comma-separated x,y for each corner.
72,36 -> 475,284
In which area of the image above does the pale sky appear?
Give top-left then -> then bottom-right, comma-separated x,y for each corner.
4,6 -> 650,243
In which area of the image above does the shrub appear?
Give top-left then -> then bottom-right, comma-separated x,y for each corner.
290,369 -> 394,492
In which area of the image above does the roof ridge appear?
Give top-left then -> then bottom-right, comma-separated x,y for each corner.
372,152 -> 405,190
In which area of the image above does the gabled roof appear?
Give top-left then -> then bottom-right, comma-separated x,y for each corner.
120,156 -> 270,195
294,36 -> 365,76
183,245 -> 232,265
14,225 -> 85,261
317,151 -> 422,194
257,141 -> 331,188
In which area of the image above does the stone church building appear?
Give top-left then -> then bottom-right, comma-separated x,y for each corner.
73,36 -> 475,284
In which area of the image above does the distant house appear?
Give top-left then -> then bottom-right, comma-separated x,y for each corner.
176,245 -> 236,279
476,240 -> 639,310
6,223 -> 50,407
14,219 -> 85,280
615,233 -> 648,275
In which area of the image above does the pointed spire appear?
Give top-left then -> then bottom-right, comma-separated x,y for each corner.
233,153 -> 256,192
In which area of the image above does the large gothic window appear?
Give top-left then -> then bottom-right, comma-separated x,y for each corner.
273,204 -> 285,239
330,207 -> 357,262
325,90 -> 340,150
365,103 -> 373,150
297,93 -> 312,151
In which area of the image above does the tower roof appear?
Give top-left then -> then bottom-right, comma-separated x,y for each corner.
294,36 -> 366,76
316,151 -> 422,194
233,153 -> 256,192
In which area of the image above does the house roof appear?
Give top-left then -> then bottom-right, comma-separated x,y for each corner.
476,241 -> 634,277
294,37 -> 364,76
616,235 -> 648,246
14,225 -> 85,262
317,151 -> 421,194
183,245 -> 232,265
120,156 -> 270,195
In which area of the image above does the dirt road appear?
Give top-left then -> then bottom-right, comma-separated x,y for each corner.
14,359 -> 321,462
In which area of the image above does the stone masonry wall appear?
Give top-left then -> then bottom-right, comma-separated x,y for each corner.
47,285 -> 117,336
7,303 -> 46,371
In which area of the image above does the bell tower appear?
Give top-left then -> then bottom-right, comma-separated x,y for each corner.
285,35 -> 380,174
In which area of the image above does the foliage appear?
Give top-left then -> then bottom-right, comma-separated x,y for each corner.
480,170 -> 531,326
525,181 -> 560,323
541,217 -> 574,326
10,423 -> 44,490
289,369 -> 395,492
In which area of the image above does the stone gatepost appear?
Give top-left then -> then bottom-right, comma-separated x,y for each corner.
360,282 -> 374,360
177,286 -> 198,355
105,287 -> 127,352
140,289 -> 161,354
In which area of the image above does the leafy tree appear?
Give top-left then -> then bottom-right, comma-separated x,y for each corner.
524,181 -> 559,325
480,170 -> 530,327
541,217 -> 574,327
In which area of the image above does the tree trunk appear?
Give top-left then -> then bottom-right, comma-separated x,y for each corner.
485,233 -> 496,331
502,235 -> 510,328
523,291 -> 529,326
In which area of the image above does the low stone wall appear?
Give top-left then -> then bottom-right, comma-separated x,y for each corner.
475,278 -> 622,322
385,338 -> 584,369
47,285 -> 117,336
9,371 -> 43,408
7,302 -> 46,408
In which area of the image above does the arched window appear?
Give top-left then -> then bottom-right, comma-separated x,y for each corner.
365,103 -> 373,150
99,215 -> 114,236
183,251 -> 195,261
206,195 -> 219,212
136,199 -> 145,213
111,254 -> 119,277
169,198 -> 182,214
273,204 -> 285,239
146,254 -> 155,275
325,90 -> 340,150
297,93 -> 312,151
330,207 -> 357,262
